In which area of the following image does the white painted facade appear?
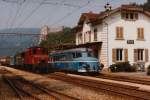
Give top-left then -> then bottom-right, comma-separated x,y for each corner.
76,6 -> 150,68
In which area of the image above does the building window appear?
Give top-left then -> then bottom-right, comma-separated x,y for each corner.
121,12 -> 138,20
78,33 -> 82,44
112,49 -> 128,62
137,28 -> 144,40
88,31 -> 91,42
116,27 -> 124,39
84,33 -> 86,43
138,49 -> 144,61
134,49 -> 146,62
116,49 -> 123,61
94,28 -> 97,41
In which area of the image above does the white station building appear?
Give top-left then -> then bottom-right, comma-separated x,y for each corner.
75,5 -> 150,68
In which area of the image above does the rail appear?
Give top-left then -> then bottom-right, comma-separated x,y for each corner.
48,73 -> 150,100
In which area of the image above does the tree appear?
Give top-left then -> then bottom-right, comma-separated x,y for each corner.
142,0 -> 150,11
40,27 -> 75,51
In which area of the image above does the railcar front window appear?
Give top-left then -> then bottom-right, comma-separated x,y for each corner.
42,48 -> 48,54
32,49 -> 36,55
72,52 -> 82,58
76,53 -> 82,58
88,52 -> 94,57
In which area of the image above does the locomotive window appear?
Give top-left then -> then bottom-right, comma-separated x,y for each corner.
88,52 -> 94,57
42,48 -> 48,54
76,53 -> 82,58
32,49 -> 36,54
72,53 -> 76,58
72,52 -> 82,58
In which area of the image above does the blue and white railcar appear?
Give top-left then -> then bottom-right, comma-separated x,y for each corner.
48,48 -> 103,73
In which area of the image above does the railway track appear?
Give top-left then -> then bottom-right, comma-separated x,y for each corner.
48,73 -> 150,100
96,73 -> 150,85
2,74 -> 79,100
2,75 -> 40,100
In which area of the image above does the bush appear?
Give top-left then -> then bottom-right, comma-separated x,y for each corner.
109,62 -> 137,72
130,64 -> 138,72
109,64 -> 118,72
147,65 -> 150,75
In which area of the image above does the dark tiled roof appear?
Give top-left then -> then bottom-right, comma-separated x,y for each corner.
121,4 -> 143,11
75,4 -> 150,31
78,12 -> 99,25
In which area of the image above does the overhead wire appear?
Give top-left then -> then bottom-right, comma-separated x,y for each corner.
50,0 -> 91,27
2,0 -> 92,28
16,0 -> 46,27
3,0 -> 28,30
34,0 -> 67,27
9,1 -> 25,32
48,0 -> 116,27
0,0 -> 118,51
10,1 -> 30,28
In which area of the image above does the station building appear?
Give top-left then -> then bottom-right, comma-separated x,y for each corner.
75,5 -> 150,68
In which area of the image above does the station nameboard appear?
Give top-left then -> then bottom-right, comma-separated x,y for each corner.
127,40 -> 134,44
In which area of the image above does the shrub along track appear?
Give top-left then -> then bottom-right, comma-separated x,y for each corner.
96,73 -> 150,85
1,69 -> 78,100
48,73 -> 150,100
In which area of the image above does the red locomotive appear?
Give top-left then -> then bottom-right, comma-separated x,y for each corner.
14,46 -> 49,73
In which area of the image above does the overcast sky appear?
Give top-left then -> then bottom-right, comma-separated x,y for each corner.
0,0 -> 147,29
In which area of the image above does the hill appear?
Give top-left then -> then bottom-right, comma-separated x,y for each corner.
0,28 -> 40,34
0,28 -> 41,56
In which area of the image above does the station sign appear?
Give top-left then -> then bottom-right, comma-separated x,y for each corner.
127,40 -> 134,44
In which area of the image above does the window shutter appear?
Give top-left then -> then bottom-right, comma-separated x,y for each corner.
137,28 -> 140,39
134,49 -> 138,62
112,49 -> 116,62
84,33 -> 86,43
145,49 -> 149,62
135,13 -> 138,20
124,49 -> 128,62
120,27 -> 123,39
141,28 -> 144,39
116,27 -> 123,39
81,34 -> 83,44
116,27 -> 119,39
88,31 -> 91,42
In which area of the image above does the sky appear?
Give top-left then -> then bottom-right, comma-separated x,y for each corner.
0,0 -> 147,29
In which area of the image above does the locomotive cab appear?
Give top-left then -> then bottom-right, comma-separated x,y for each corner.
73,51 -> 102,73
